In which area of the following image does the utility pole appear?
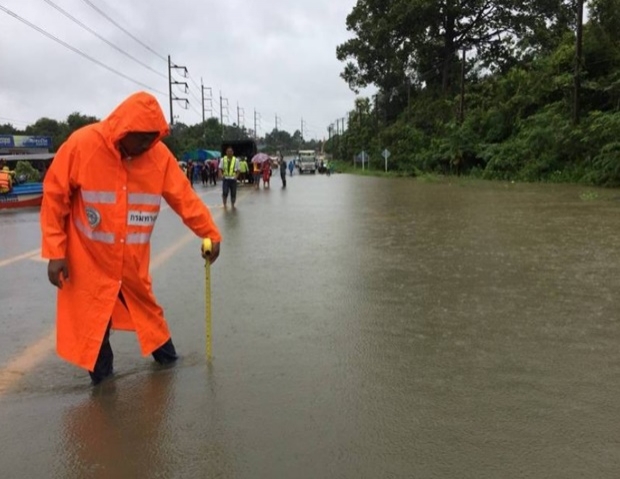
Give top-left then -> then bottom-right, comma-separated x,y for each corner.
200,79 -> 212,143
275,114 -> 280,132
299,117 -> 306,150
573,0 -> 584,125
459,49 -> 466,124
334,119 -> 339,158
201,80 -> 213,123
342,117 -> 347,164
220,91 -> 224,126
219,91 -> 229,139
201,80 -> 205,124
168,56 -> 173,127
167,55 -> 189,127
253,109 -> 261,139
237,103 -> 245,128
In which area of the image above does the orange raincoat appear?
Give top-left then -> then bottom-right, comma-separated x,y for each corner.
40,92 -> 222,371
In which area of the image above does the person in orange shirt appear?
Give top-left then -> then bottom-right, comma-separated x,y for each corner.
252,160 -> 261,189
0,166 -> 13,193
41,91 -> 222,385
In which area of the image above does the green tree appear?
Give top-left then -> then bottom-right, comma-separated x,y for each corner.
66,112 -> 98,132
0,123 -> 21,135
337,0 -> 573,96
265,129 -> 293,153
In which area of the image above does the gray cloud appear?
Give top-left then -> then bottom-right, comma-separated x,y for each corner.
0,0 -> 363,139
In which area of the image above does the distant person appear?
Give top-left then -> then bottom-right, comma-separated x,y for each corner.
209,160 -> 218,186
201,162 -> 208,186
0,166 -> 13,193
280,158 -> 287,188
252,160 -> 261,189
288,160 -> 294,177
186,160 -> 195,188
239,157 -> 249,184
219,147 -> 239,208
39,91 -> 221,386
262,160 -> 271,188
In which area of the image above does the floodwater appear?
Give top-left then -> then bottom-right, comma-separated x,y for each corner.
1,173 -> 620,478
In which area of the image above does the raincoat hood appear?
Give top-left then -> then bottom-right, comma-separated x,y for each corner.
103,91 -> 170,145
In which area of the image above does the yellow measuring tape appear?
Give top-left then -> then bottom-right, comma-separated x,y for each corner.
202,238 -> 213,361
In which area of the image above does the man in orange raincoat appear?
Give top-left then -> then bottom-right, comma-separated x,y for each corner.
40,91 -> 222,385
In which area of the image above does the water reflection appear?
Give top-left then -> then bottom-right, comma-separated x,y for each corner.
60,370 -> 176,479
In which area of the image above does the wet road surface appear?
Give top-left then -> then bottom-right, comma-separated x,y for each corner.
1,174 -> 620,478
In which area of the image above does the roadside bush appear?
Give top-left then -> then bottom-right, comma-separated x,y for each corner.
14,161 -> 41,183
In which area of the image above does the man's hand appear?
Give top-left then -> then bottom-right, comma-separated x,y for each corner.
202,241 -> 220,265
48,259 -> 69,289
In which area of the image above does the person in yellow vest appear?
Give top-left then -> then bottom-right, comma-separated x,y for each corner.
219,146 -> 239,208
238,157 -> 249,184
0,166 -> 13,194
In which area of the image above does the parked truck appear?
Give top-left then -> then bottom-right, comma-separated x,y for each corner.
297,150 -> 317,174
220,139 -> 257,161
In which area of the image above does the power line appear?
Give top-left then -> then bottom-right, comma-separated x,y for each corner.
0,3 -> 167,96
188,89 -> 202,107
188,74 -> 201,93
41,0 -> 166,79
80,0 -> 167,62
0,116 -> 30,125
189,102 -> 202,119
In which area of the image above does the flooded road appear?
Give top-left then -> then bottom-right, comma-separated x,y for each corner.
1,174 -> 620,478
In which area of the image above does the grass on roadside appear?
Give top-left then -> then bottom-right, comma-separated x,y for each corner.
330,159 -> 616,201
330,160 -> 408,178
331,160 -> 457,183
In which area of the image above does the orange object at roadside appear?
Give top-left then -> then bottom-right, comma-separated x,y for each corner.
40,92 -> 222,371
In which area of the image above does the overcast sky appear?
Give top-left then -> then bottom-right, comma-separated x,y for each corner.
0,0 -> 366,140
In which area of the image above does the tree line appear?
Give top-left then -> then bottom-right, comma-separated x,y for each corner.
328,0 -> 620,185
0,115 -> 320,158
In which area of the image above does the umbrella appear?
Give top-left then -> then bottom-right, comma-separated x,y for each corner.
251,153 -> 270,164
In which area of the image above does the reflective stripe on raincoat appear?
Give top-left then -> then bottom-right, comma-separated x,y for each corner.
40,91 -> 222,371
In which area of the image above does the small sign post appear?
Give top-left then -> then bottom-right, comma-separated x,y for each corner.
358,151 -> 369,171
382,149 -> 391,172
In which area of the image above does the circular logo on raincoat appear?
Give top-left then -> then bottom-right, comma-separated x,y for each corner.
85,206 -> 101,229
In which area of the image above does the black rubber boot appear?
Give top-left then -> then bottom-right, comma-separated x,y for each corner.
89,323 -> 114,385
152,338 -> 178,365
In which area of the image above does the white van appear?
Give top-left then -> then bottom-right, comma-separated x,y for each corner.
297,150 -> 316,174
